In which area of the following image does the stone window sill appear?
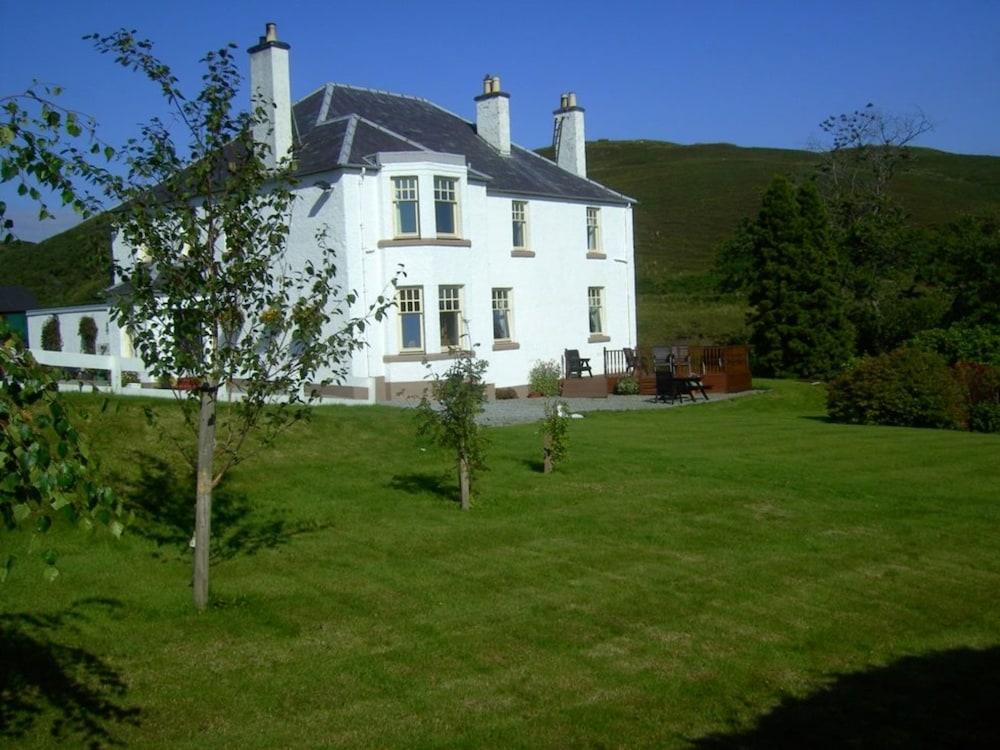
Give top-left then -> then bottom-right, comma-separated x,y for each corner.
586,251 -> 607,260
378,238 -> 472,248
511,249 -> 535,258
492,341 -> 520,351
383,350 -> 476,363
588,334 -> 610,343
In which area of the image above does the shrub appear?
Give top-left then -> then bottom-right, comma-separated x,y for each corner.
541,399 -> 569,473
954,363 -> 1000,433
827,348 -> 964,429
528,360 -> 561,397
909,325 -> 1000,366
121,371 -> 141,386
41,315 -> 62,352
78,316 -> 98,354
614,377 -> 640,395
495,387 -> 518,400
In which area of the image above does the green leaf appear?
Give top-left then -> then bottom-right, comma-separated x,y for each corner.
36,515 -> 52,533
43,565 -> 60,583
110,520 -> 125,539
12,503 -> 31,523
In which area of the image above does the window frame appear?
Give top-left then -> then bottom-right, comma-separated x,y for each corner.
586,206 -> 601,252
392,176 -> 421,239
491,287 -> 514,343
511,200 -> 528,250
438,284 -> 465,350
433,176 -> 460,238
396,285 -> 425,352
588,286 -> 606,336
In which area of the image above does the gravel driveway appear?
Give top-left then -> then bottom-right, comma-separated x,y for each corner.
386,390 -> 758,427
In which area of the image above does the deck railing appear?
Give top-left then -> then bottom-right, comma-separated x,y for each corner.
604,345 -> 751,377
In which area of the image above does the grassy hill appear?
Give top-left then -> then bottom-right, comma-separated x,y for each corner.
4,140 -> 999,339
0,214 -> 113,307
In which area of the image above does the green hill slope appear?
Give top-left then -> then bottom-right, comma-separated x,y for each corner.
0,214 -> 113,307
582,140 -> 1000,276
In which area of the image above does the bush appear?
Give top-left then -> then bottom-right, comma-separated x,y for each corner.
909,325 -> 1000,366
78,316 -> 98,354
614,377 -> 640,395
827,348 -> 965,430
954,363 -> 1000,433
495,387 -> 518,400
41,315 -> 62,352
528,360 -> 561,397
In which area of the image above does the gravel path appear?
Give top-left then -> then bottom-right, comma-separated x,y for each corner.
385,390 -> 759,427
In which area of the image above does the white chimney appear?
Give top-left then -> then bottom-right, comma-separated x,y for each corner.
248,22 -> 292,169
553,91 -> 586,177
475,74 -> 511,156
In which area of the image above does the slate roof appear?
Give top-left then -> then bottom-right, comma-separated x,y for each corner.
292,84 -> 634,205
0,285 -> 39,313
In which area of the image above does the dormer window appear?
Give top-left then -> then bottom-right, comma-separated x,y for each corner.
434,176 -> 459,237
392,176 -> 420,238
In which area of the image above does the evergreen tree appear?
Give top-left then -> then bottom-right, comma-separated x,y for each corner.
747,176 -> 854,378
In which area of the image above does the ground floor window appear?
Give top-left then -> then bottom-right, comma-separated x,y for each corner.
492,288 -> 513,341
397,286 -> 424,351
439,285 -> 464,349
588,286 -> 605,335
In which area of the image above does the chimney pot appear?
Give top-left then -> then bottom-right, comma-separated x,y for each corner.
567,92 -> 577,108
265,22 -> 278,42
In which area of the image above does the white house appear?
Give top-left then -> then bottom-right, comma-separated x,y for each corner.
98,23 -> 637,401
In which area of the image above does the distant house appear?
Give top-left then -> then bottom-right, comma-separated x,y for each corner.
101,23 -> 636,400
0,285 -> 38,342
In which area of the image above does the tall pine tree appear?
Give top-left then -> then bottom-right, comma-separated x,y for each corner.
747,176 -> 854,378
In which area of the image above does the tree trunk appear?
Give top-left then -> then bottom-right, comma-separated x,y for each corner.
458,455 -> 470,511
543,434 -> 553,474
193,386 -> 217,611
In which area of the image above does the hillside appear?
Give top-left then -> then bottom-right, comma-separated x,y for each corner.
581,140 -> 1000,276
0,214 -> 113,307
3,140 -> 999,340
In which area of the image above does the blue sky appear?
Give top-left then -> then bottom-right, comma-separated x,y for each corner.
3,0 -> 999,241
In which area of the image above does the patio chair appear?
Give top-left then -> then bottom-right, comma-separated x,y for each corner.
623,347 -> 638,375
564,349 -> 593,378
651,346 -> 672,372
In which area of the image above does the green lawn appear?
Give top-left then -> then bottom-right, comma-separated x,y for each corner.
3,381 -> 999,748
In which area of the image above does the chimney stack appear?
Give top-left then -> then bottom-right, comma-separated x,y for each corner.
248,22 -> 292,169
553,91 -> 586,177
475,74 -> 511,156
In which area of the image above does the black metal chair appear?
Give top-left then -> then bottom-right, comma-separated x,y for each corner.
564,349 -> 592,378
623,347 -> 638,375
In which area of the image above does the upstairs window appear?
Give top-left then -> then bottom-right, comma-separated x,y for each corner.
393,177 -> 420,237
588,286 -> 605,335
439,285 -> 464,349
586,207 -> 601,251
434,177 -> 459,236
492,288 -> 513,341
512,201 -> 527,249
397,286 -> 424,351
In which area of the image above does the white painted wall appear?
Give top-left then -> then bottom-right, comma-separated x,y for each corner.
26,304 -> 112,355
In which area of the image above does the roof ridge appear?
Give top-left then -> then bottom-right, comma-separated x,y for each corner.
353,115 -> 432,153
338,115 -> 359,165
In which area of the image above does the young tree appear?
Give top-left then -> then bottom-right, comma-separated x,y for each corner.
746,176 -> 854,379
87,31 -> 392,610
416,352 -> 489,510
1,84 -> 112,242
540,399 -> 569,474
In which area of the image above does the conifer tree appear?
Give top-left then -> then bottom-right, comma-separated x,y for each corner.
747,176 -> 854,378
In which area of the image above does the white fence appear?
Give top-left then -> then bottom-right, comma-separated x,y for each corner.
29,349 -> 149,394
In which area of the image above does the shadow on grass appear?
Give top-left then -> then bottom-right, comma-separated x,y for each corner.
519,458 -> 545,473
0,598 -> 141,748
389,471 -> 458,504
800,415 -> 835,424
690,646 -> 1000,749
118,451 -> 330,563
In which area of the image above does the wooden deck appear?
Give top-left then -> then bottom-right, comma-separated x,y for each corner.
560,376 -> 609,398
604,345 -> 752,394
